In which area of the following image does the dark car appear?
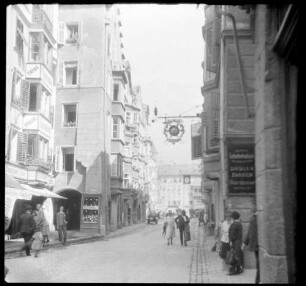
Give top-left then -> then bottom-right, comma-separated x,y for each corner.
147,212 -> 158,224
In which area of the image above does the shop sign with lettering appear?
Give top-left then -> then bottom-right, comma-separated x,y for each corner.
228,144 -> 255,193
26,63 -> 41,78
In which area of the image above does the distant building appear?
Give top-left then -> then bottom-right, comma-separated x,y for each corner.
157,164 -> 202,214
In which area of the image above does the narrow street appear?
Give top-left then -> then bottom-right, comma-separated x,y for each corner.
5,221 -> 193,283
5,221 -> 256,283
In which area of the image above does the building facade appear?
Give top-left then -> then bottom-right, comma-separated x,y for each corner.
201,4 -> 299,283
157,164 -> 202,214
6,4 -> 59,232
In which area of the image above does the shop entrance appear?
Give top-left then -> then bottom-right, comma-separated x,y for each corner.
54,189 -> 81,231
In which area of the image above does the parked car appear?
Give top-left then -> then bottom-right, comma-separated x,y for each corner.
147,212 -> 158,224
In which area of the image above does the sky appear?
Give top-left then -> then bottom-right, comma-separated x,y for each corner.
119,4 -> 204,165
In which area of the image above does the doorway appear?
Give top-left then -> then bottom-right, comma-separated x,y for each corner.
54,189 -> 81,231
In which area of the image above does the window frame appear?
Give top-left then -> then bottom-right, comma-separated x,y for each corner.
55,145 -> 76,173
63,61 -> 79,86
62,103 -> 78,128
15,17 -> 24,56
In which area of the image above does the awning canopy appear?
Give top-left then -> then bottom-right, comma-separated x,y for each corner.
20,184 -> 67,199
5,174 -> 32,200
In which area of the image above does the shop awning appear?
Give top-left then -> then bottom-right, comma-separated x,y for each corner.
20,184 -> 67,199
5,174 -> 32,200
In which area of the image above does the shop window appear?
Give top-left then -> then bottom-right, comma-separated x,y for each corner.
65,62 -> 78,86
62,104 -> 77,127
83,196 -> 98,223
113,83 -> 119,101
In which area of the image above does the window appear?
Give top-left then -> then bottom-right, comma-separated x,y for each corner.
134,113 -> 138,124
112,117 -> 122,139
66,23 -> 79,44
15,18 -> 24,55
113,83 -> 119,101
30,33 -> 41,62
64,62 -> 78,85
27,134 -> 37,158
40,88 -> 50,118
63,104 -> 77,127
111,154 -> 123,177
12,74 -> 22,106
133,133 -> 138,145
125,142 -> 131,157
55,146 -> 76,172
126,112 -> 131,125
29,84 -> 38,111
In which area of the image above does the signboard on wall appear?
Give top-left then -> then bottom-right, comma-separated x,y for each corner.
228,143 -> 255,193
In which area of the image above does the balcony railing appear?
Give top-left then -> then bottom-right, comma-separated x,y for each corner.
26,155 -> 53,172
32,6 -> 53,35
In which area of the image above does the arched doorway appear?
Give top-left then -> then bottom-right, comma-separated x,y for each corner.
54,189 -> 82,231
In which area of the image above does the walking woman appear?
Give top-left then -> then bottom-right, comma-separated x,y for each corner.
219,212 -> 233,271
165,211 -> 176,245
41,205 -> 50,244
228,211 -> 244,275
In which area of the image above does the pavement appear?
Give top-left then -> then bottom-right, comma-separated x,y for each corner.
5,220 -> 256,283
5,222 -> 146,258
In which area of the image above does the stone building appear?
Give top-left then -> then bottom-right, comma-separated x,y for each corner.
5,4 -> 62,233
201,4 -> 299,283
157,164 -> 202,214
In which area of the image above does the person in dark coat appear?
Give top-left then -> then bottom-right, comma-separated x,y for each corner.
228,211 -> 243,275
175,210 -> 190,246
243,206 -> 260,283
18,205 -> 36,256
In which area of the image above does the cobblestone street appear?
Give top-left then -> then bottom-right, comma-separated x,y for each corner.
5,221 -> 256,283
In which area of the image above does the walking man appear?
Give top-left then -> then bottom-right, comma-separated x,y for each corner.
19,205 -> 35,256
175,210 -> 190,246
56,206 -> 68,245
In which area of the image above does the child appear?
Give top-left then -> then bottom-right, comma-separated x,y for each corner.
32,227 -> 43,257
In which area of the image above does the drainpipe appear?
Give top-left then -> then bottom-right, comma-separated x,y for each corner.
215,8 -> 253,118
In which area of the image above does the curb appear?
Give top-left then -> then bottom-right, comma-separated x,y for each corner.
5,223 -> 146,258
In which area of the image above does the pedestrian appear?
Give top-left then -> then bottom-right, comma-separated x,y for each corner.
165,211 -> 176,245
35,204 -> 44,232
189,213 -> 199,241
175,210 -> 190,246
242,206 -> 260,283
219,212 -> 233,271
198,210 -> 204,227
228,211 -> 244,275
18,205 -> 36,256
41,204 -> 50,244
203,211 -> 208,233
56,206 -> 68,245
31,222 -> 43,258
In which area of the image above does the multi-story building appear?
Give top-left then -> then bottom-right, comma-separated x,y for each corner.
201,4 -> 299,283
6,4 -> 60,233
52,4 -> 115,235
157,164 -> 202,214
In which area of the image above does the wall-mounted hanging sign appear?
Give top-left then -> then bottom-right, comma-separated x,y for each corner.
163,119 -> 185,144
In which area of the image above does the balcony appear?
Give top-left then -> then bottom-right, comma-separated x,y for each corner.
26,156 -> 53,172
32,6 -> 53,35
25,63 -> 53,92
23,113 -> 51,139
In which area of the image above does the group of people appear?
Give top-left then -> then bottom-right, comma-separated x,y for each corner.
163,210 -> 199,247
216,208 -> 259,283
18,204 -> 68,257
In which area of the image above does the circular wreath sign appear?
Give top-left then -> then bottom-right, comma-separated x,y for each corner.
163,120 -> 185,144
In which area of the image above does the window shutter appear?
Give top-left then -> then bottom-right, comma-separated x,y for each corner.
58,22 -> 66,45
55,146 -> 62,172
49,104 -> 54,128
36,84 -> 42,112
21,79 -> 30,111
11,68 -> 16,104
58,61 -> 64,86
205,24 -> 214,73
17,132 -> 28,163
